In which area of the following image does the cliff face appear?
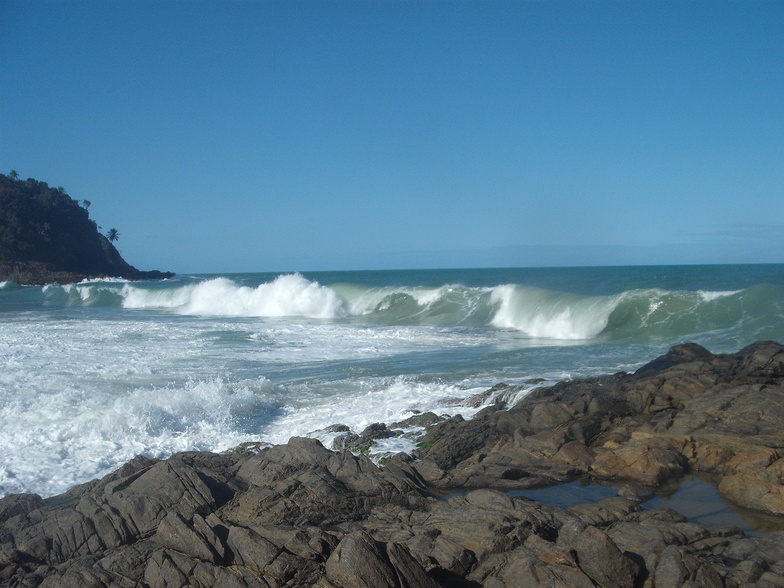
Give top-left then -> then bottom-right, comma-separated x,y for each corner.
0,174 -> 173,284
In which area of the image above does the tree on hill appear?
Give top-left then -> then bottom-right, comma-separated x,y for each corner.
106,228 -> 119,242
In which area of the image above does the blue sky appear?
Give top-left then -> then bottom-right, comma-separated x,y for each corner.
2,1 -> 782,273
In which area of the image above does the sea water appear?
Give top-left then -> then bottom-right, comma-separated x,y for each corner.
1,264 -> 783,498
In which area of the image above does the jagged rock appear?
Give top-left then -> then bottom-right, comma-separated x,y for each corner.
390,411 -> 445,430
225,436 -> 428,528
556,521 -> 639,587
0,494 -> 44,524
590,433 -> 690,486
653,544 -> 724,588
325,531 -> 437,588
414,341 -> 784,517
155,512 -> 225,564
331,422 -> 400,454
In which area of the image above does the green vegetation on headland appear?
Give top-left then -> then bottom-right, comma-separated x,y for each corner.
0,172 -> 174,284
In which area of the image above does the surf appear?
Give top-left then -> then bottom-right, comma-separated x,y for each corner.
2,271 -> 782,344
123,274 -> 348,319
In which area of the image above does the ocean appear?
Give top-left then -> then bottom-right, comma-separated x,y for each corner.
1,264 -> 783,499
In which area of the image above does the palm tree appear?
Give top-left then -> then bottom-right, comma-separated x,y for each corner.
106,228 -> 119,243
8,170 -> 19,180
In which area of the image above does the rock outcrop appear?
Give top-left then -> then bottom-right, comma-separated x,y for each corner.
413,341 -> 784,513
1,342 -> 784,587
0,174 -> 174,284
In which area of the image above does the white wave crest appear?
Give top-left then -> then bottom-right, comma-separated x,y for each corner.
490,285 -> 618,340
78,277 -> 131,284
122,274 -> 346,318
699,289 -> 742,302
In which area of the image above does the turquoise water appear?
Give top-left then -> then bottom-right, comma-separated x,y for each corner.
1,264 -> 783,497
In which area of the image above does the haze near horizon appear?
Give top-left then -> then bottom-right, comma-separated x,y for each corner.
1,1 -> 782,273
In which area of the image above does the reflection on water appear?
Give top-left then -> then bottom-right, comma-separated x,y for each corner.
508,479 -> 617,508
508,475 -> 784,537
641,475 -> 784,537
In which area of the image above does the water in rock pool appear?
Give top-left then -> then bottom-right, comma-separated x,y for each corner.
509,476 -> 784,537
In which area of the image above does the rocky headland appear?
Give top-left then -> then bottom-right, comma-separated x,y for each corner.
0,173 -> 173,285
2,341 -> 784,587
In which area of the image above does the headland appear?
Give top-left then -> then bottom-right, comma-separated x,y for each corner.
0,173 -> 173,285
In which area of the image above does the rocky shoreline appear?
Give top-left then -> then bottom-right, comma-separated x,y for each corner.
2,341 -> 783,587
0,261 -> 174,286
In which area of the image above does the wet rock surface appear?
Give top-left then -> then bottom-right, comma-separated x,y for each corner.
2,342 -> 783,586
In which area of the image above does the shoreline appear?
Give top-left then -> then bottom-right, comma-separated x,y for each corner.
0,261 -> 175,286
2,341 -> 784,586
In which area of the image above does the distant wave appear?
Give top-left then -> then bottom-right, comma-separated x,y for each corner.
3,274 -> 781,342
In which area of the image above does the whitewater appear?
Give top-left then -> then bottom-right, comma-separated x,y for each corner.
1,264 -> 783,498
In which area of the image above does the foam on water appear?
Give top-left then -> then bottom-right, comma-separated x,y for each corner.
0,306 -> 525,497
0,375 -> 275,496
263,374 -> 531,450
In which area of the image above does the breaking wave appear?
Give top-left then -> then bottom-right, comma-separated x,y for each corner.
122,274 -> 345,319
3,274 -> 781,342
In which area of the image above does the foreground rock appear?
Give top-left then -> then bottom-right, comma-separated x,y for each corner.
414,341 -> 784,516
1,342 -> 783,587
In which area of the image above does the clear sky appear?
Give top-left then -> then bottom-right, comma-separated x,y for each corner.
2,1 -> 782,273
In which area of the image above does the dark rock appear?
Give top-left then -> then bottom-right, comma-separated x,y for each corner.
414,341 -> 784,516
653,544 -> 724,588
0,494 -> 44,524
556,521 -> 639,587
633,342 -> 715,375
155,512 -> 226,564
390,411 -> 444,430
325,531 -> 437,588
332,422 -> 401,454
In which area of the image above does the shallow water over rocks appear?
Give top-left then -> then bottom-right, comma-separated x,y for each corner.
507,475 -> 784,537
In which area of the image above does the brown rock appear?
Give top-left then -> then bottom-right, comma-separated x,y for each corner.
324,532 -> 397,588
